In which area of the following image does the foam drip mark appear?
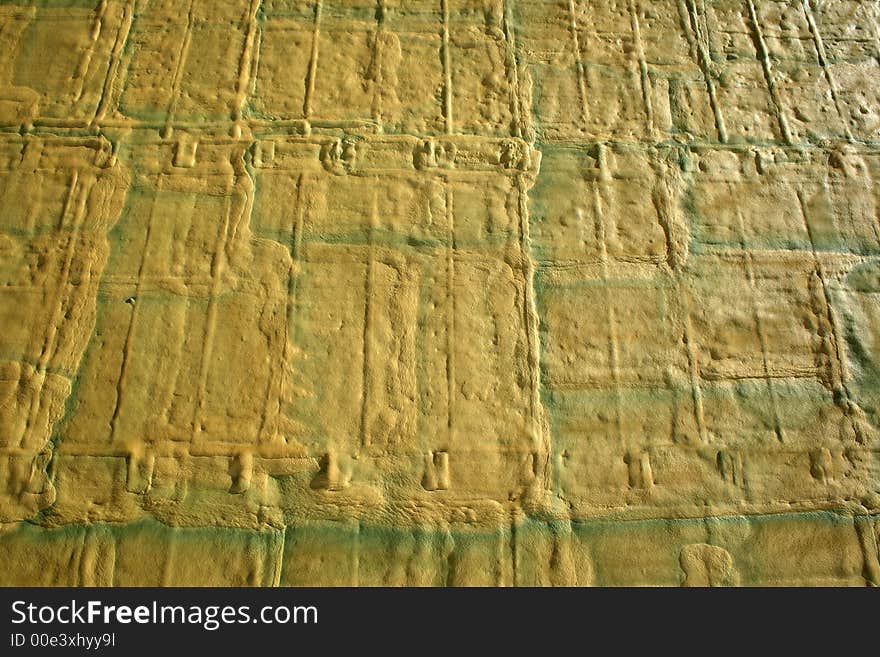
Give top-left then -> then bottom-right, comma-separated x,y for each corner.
421,450 -> 449,492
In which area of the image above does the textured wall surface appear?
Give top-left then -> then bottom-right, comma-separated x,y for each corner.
0,0 -> 879,586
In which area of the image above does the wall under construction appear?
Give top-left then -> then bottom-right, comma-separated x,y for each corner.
0,0 -> 879,586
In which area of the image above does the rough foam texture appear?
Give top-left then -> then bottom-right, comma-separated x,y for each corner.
0,0 -> 878,586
